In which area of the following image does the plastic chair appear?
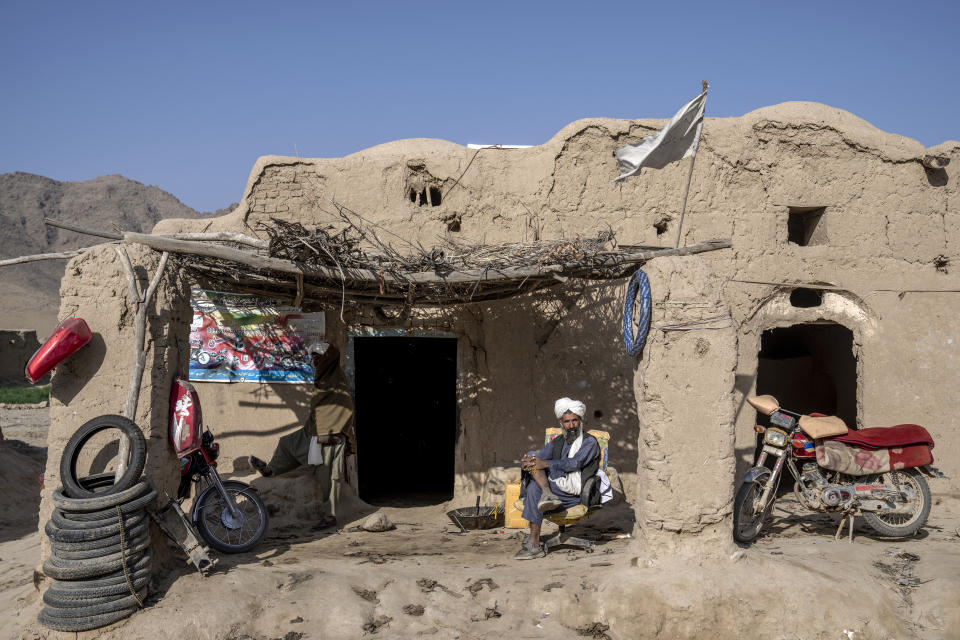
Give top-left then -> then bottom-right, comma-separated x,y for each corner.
516,427 -> 610,554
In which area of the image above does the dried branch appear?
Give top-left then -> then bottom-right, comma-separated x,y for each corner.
45,217 -> 122,240
0,249 -> 89,267
124,251 -> 169,422
44,217 -> 267,249
114,246 -> 141,307
166,232 -> 267,249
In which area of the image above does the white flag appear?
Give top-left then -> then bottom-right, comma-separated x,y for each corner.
614,90 -> 707,182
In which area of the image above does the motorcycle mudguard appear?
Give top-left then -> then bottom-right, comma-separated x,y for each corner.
743,465 -> 772,484
191,479 -> 260,523
25,317 -> 93,383
918,465 -> 948,479
177,473 -> 193,501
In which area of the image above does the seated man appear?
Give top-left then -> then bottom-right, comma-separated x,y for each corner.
515,397 -> 600,560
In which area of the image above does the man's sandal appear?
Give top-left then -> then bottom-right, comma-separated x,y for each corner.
537,491 -> 562,512
513,543 -> 545,560
248,456 -> 273,477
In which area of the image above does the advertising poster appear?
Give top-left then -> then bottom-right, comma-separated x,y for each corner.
188,289 -> 325,383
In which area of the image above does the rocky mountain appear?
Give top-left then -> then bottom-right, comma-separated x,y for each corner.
0,172 -> 234,335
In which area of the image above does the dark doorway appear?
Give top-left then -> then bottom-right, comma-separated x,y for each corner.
353,336 -> 457,505
756,323 -> 857,428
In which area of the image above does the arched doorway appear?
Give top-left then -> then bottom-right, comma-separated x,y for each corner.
756,322 -> 857,427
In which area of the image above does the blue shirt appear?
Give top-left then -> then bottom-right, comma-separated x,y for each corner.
534,434 -> 600,482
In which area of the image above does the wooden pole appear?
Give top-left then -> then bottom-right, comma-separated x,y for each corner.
113,248 -> 169,484
673,154 -> 699,249
44,217 -> 267,249
124,251 -> 169,422
113,247 -> 138,483
673,80 -> 708,249
44,217 -> 122,240
0,249 -> 89,267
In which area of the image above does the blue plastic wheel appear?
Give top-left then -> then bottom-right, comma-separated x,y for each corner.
623,269 -> 651,356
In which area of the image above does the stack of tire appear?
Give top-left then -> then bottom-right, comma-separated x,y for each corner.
39,415 -> 155,632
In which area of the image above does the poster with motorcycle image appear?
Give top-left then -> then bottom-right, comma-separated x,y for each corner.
188,289 -> 325,383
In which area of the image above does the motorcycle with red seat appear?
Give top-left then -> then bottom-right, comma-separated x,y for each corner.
734,395 -> 944,543
170,377 -> 269,553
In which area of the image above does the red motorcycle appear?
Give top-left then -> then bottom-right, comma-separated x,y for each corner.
170,377 -> 269,553
734,395 -> 944,543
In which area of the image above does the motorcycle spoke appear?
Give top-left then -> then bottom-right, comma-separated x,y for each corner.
874,472 -> 920,525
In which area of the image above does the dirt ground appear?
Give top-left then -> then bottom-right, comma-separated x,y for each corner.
2,408 -> 959,640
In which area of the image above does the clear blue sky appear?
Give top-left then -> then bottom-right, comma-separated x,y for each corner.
2,1 -> 957,212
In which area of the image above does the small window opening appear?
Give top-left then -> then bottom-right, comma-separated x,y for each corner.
408,187 -> 442,207
593,409 -> 603,419
787,207 -> 827,246
790,288 -> 823,308
654,219 -> 669,236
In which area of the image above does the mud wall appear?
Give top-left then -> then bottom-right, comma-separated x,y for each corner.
632,256 -> 737,548
39,244 -> 185,564
44,100 -> 960,561
170,278 -> 640,502
0,330 -> 41,386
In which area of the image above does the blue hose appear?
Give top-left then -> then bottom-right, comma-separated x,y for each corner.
623,269 -> 651,356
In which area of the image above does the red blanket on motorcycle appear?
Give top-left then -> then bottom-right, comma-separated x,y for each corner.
832,424 -> 934,450
817,425 -> 934,476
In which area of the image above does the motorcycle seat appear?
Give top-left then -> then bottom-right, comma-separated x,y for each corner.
829,424 -> 934,450
747,395 -> 779,415
798,414 -> 848,438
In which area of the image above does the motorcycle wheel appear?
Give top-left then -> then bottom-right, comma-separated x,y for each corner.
194,481 -> 269,553
733,479 -> 775,544
862,469 -> 931,537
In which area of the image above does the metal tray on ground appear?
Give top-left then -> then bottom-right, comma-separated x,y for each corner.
446,506 -> 505,531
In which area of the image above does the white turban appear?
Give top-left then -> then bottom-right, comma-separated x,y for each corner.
554,397 -> 586,420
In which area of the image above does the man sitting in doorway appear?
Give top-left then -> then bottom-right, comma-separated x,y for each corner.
249,342 -> 355,531
515,397 -> 600,560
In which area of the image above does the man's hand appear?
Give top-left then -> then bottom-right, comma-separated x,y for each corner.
521,454 -> 548,472
520,454 -> 534,472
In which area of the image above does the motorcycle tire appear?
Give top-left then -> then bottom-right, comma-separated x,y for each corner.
37,606 -> 138,633
51,529 -> 150,560
43,585 -> 148,612
732,479 -> 775,544
194,481 -> 269,554
45,575 -> 150,604
52,480 -> 151,513
50,506 -> 145,531
60,415 -> 146,500
53,488 -> 157,523
77,472 -> 118,492
43,548 -> 149,581
45,512 -> 146,543
50,520 -> 149,553
862,469 -> 932,537
49,554 -> 152,591
47,536 -> 151,569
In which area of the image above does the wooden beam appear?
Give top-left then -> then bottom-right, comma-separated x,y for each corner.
45,217 -> 268,249
45,217 -> 122,240
0,249 -> 89,267
124,232 -> 732,286
166,232 -> 268,249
